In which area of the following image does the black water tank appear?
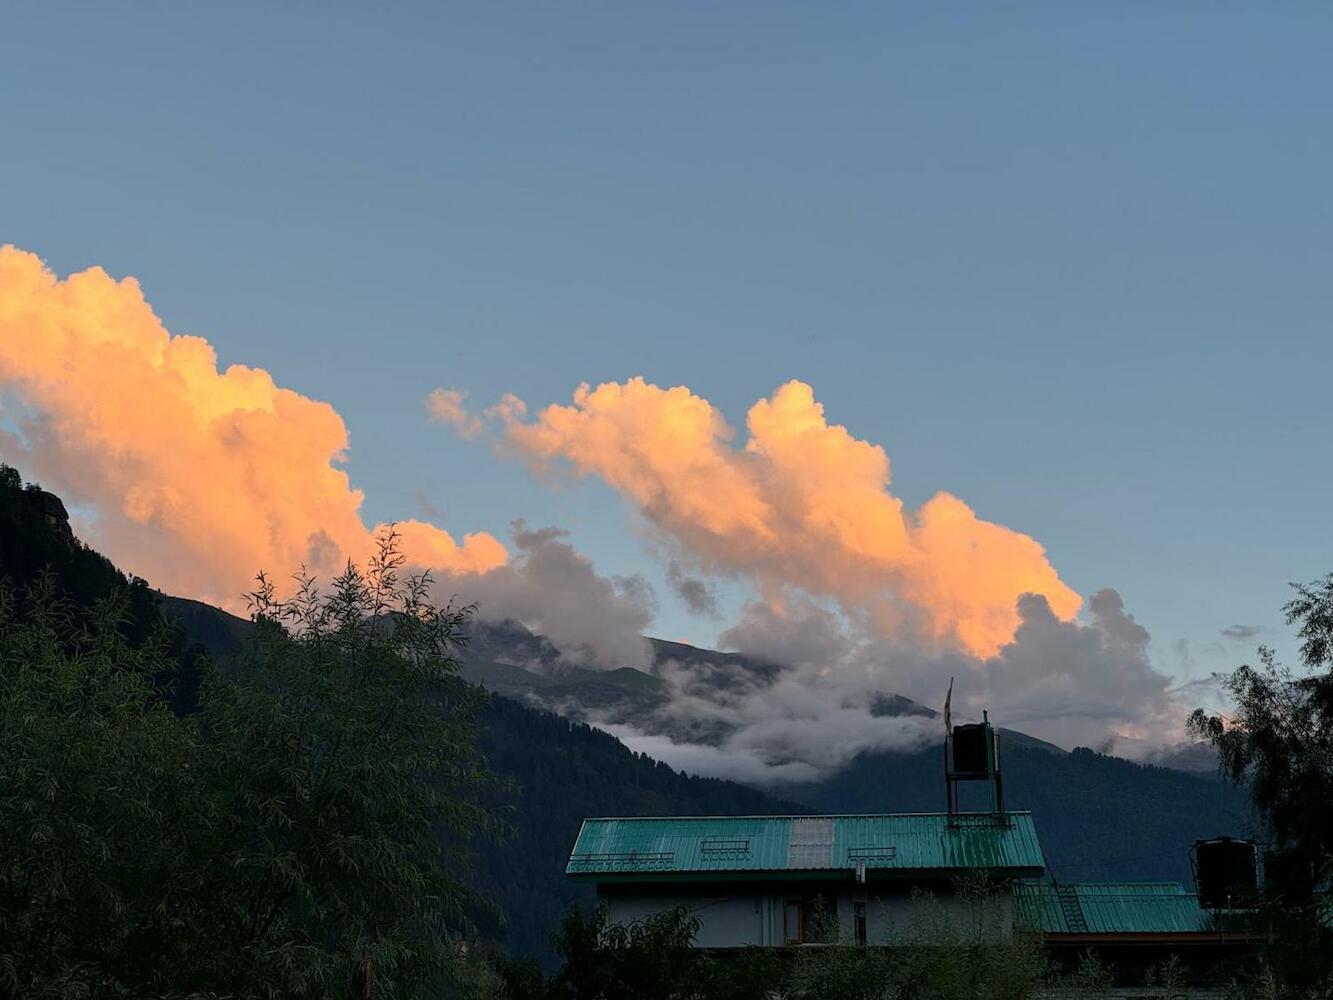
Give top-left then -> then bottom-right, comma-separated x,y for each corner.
1195,837 -> 1257,909
952,724 -> 991,775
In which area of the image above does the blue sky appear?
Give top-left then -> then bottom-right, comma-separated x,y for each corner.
3,3 -> 1331,691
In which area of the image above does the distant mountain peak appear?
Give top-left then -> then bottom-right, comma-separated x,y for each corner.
867,692 -> 938,719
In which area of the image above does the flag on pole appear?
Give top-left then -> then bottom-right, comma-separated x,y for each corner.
943,676 -> 953,735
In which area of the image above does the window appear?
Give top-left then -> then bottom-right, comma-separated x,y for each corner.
853,901 -> 867,945
783,900 -> 803,945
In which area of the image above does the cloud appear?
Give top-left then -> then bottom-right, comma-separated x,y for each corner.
718,594 -> 853,670
425,387 -> 483,439
415,490 -> 446,522
597,725 -> 829,785
473,376 -> 1189,777
566,583 -> 1182,785
1173,638 -> 1196,673
500,377 -> 1081,658
0,246 -> 1191,781
598,654 -> 941,785
0,247 -> 509,608
666,560 -> 720,617
455,521 -> 654,668
652,587 -> 1180,780
978,589 -> 1177,752
1220,624 -> 1264,643
0,248 -> 650,674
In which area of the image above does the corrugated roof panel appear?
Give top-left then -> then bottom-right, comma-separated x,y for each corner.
567,812 -> 1045,879
1014,881 -> 1067,932
788,817 -> 834,868
1014,882 -> 1216,935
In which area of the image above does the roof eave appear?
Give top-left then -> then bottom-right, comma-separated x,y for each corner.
567,864 -> 1046,884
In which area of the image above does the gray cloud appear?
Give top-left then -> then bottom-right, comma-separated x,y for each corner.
666,560 -> 720,617
978,590 -> 1176,753
1173,638 -> 1196,673
1220,624 -> 1264,643
466,568 -> 1189,785
415,490 -> 446,522
718,595 -> 853,669
662,587 -> 1187,780
445,520 -> 654,668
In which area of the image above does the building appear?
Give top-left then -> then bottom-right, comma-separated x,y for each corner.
566,811 -> 1044,948
1014,880 -> 1260,986
563,715 -> 1265,993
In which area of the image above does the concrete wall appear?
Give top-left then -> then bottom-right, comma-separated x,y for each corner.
598,881 -> 1015,949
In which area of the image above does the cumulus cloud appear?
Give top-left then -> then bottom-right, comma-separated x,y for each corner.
978,590 -> 1176,752
0,247 -> 507,608
0,248 -> 648,672
425,388 -> 483,439
0,246 -> 1191,782
464,376 -> 1192,777
500,377 -> 1081,658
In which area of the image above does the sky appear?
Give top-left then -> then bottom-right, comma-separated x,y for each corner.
2,4 -> 1331,766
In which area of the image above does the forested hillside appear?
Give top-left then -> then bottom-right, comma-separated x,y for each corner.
0,468 -> 800,969
781,742 -> 1255,886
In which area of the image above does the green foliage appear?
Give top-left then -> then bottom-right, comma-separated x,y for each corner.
545,904 -> 703,1000
497,879 -> 1116,1000
1189,574 -> 1333,998
783,876 -> 1049,1000
1061,950 -> 1115,998
0,576 -> 202,997
200,530 -> 502,996
0,524 -> 502,998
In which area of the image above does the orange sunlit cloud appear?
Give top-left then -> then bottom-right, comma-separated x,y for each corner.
502,377 -> 1082,657
0,247 -> 506,609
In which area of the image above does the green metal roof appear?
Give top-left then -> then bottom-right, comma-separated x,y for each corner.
566,812 -> 1045,882
1014,882 -> 1219,936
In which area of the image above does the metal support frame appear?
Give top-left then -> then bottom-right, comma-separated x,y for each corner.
945,710 -> 1006,820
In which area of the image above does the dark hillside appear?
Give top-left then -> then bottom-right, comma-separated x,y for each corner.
0,466 -> 162,640
784,742 -> 1256,885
